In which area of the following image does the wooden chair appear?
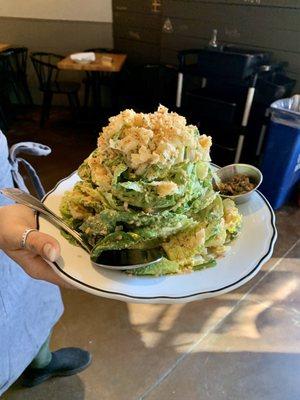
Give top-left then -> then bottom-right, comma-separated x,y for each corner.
82,48 -> 120,109
30,52 -> 81,127
0,47 -> 33,105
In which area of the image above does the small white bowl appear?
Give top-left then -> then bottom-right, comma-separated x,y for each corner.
214,163 -> 263,204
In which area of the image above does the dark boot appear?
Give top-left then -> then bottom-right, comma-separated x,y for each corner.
22,347 -> 92,387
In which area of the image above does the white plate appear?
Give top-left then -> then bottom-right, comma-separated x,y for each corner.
38,171 -> 277,304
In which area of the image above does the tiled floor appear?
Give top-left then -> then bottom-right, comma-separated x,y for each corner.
3,108 -> 300,400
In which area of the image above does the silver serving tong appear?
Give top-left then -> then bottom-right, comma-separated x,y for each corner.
0,188 -> 164,270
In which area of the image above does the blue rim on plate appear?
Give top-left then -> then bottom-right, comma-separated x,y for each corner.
37,170 -> 277,301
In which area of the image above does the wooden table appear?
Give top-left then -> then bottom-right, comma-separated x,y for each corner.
57,52 -> 127,116
57,53 -> 127,72
0,43 -> 10,52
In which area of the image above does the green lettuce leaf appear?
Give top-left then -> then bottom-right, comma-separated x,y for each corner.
128,257 -> 180,276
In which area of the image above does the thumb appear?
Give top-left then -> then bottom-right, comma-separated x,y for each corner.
25,230 -> 61,262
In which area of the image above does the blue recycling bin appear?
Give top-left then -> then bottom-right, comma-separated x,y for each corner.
260,95 -> 300,209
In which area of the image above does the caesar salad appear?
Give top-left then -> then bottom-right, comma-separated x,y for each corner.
60,105 -> 242,275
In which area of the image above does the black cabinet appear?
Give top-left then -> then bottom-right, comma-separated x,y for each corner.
113,0 -> 162,65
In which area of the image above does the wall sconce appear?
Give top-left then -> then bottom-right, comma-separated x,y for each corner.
162,17 -> 174,33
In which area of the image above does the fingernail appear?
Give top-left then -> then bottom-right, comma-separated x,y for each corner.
43,243 -> 58,262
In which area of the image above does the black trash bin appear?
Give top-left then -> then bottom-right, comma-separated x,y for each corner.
256,73 -> 296,105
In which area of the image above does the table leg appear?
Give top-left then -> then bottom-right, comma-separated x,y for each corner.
90,72 -> 102,116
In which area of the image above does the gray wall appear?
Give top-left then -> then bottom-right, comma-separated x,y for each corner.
113,0 -> 300,91
0,17 -> 113,104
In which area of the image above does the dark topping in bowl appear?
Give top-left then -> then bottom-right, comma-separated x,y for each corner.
219,174 -> 255,196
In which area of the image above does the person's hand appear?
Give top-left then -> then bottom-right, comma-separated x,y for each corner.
0,204 -> 71,287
